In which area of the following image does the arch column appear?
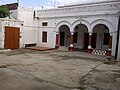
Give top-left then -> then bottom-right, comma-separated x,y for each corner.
55,32 -> 59,49
88,32 -> 92,49
106,33 -> 112,56
69,32 -> 74,51
88,32 -> 92,53
109,33 -> 112,50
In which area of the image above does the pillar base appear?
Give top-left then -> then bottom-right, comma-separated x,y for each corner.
106,50 -> 111,56
88,45 -> 92,49
108,48 -> 112,51
69,44 -> 74,51
88,49 -> 93,54
69,47 -> 74,51
55,45 -> 59,49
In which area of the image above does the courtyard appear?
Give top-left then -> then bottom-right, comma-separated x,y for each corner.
0,49 -> 120,90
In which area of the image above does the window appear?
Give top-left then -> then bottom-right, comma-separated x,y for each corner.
42,32 -> 47,42
103,33 -> 110,45
42,22 -> 48,26
73,32 -> 78,43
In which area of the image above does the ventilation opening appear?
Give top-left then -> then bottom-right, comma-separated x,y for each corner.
25,43 -> 37,47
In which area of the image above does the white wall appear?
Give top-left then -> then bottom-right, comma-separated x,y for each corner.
34,18 -> 56,48
23,27 -> 38,44
17,7 -> 34,25
10,10 -> 18,19
38,28 -> 56,48
17,7 -> 38,46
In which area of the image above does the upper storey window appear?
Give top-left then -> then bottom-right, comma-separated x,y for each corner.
42,22 -> 48,26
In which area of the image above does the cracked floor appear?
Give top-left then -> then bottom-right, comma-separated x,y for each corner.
0,49 -> 120,90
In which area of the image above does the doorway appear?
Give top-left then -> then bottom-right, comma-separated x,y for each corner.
60,32 -> 65,46
59,25 -> 70,47
84,33 -> 89,49
92,24 -> 110,50
74,24 -> 88,49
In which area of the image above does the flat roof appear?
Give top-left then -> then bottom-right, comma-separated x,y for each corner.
58,0 -> 120,8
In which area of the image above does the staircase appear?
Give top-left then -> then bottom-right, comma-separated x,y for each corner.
58,46 -> 69,51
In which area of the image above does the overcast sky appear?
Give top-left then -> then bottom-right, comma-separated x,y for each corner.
0,0 -> 117,9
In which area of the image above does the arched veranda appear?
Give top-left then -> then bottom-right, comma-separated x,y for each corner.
59,25 -> 71,47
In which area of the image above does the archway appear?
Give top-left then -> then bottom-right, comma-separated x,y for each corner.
59,25 -> 70,47
73,24 -> 88,49
92,24 -> 110,50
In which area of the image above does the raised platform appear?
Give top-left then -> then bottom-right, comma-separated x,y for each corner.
26,46 -> 54,51
58,46 -> 69,51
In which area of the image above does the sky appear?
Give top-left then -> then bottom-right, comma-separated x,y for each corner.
0,0 -> 117,9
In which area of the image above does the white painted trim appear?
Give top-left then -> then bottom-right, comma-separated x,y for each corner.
72,20 -> 91,32
91,19 -> 115,33
55,20 -> 72,32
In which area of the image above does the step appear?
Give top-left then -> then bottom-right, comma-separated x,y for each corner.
58,46 -> 69,51
92,49 -> 106,55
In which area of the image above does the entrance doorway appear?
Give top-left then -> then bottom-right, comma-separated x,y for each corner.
84,33 -> 89,49
92,24 -> 110,50
91,33 -> 97,48
59,25 -> 70,47
60,32 -> 65,46
74,24 -> 88,49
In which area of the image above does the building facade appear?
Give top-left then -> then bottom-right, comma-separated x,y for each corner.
35,1 -> 120,56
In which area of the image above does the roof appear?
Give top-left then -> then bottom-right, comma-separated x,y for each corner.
1,3 -> 18,10
58,0 -> 120,8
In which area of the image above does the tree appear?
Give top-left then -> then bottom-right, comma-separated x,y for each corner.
0,6 -> 10,18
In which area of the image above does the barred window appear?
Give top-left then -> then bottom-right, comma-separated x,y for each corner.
42,31 -> 47,42
42,22 -> 48,26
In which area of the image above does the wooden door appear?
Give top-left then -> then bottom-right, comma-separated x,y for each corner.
4,27 -> 14,49
4,26 -> 20,49
13,28 -> 20,49
91,33 -> 97,48
83,33 -> 89,49
60,32 -> 65,46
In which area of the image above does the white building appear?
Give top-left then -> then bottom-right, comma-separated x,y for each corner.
0,3 -> 37,48
35,0 -> 120,57
0,1 -> 120,58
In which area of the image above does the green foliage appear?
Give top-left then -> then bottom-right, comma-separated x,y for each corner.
0,6 -> 10,18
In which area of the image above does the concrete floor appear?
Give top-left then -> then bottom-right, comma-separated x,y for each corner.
0,49 -> 120,90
